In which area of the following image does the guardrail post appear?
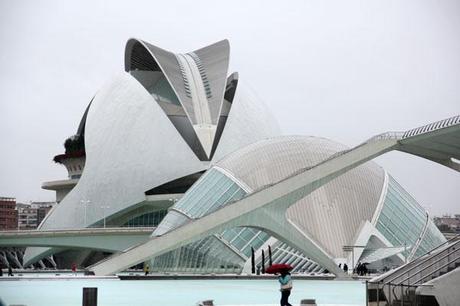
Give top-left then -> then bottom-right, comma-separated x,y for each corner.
401,284 -> 404,306
376,282 -> 379,306
365,281 -> 368,306
389,283 -> 392,306
82,287 -> 97,306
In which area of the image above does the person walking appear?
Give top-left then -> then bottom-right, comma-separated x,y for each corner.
356,262 -> 361,276
8,266 -> 13,277
278,271 -> 293,306
144,264 -> 150,276
71,263 -> 77,276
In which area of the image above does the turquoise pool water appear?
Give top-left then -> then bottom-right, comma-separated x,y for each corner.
0,278 -> 365,306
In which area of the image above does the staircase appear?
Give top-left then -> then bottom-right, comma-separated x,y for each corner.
366,234 -> 460,306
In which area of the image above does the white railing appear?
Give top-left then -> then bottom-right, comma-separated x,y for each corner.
402,115 -> 460,139
367,234 -> 460,305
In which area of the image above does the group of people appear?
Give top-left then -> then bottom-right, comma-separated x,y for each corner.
339,262 -> 370,275
355,262 -> 369,276
338,263 -> 349,273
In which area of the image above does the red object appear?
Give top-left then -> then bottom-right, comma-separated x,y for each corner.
265,263 -> 293,274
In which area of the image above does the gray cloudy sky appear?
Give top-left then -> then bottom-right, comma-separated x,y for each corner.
0,0 -> 459,216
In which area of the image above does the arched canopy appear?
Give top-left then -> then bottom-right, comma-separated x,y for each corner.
125,38 -> 162,72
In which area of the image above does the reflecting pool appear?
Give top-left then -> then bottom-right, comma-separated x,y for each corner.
0,278 -> 365,306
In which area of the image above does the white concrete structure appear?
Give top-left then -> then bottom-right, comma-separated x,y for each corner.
417,267 -> 460,306
89,115 -> 459,276
0,228 -> 152,252
368,233 -> 460,305
24,38 -> 280,267
24,38 -> 458,278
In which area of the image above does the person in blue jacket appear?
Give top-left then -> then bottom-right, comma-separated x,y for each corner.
278,271 -> 293,306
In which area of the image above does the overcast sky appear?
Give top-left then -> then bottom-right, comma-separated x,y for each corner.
0,0 -> 459,216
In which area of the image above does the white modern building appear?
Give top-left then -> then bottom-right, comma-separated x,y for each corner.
25,38 -> 453,276
148,135 -> 446,274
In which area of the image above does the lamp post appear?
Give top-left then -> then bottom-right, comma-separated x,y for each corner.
101,205 -> 110,228
80,200 -> 91,227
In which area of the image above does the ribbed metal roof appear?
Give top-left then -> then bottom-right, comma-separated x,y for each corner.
215,136 -> 385,258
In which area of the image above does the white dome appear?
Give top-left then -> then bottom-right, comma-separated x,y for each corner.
215,135 -> 385,257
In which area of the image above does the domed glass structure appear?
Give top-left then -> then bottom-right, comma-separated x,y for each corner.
149,136 -> 444,273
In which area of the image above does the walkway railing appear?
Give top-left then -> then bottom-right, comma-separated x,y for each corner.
402,115 -> 460,139
0,227 -> 155,237
367,233 -> 460,306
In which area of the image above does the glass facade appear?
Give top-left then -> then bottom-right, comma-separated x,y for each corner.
154,168 -> 247,236
152,168 -> 274,273
376,175 -> 445,258
130,70 -> 181,106
149,75 -> 181,106
415,220 -> 446,257
123,209 -> 168,227
219,228 -> 270,258
257,241 -> 323,273
152,235 -> 243,273
174,168 -> 247,218
151,170 -> 445,274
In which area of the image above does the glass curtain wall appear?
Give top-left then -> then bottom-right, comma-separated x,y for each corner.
123,209 -> 168,227
255,241 -> 323,274
152,168 -> 274,273
376,175 -> 445,259
415,220 -> 446,257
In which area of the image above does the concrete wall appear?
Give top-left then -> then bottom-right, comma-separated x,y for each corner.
417,268 -> 460,306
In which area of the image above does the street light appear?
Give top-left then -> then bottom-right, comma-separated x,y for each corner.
80,200 -> 91,227
101,205 -> 110,228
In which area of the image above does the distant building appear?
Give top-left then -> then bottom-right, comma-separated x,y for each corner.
434,214 -> 460,233
0,197 -> 17,230
17,203 -> 38,230
17,202 -> 55,230
34,202 -> 54,226
0,200 -> 56,270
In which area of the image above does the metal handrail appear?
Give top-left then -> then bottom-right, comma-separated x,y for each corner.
416,233 -> 459,259
367,131 -> 404,142
412,255 -> 460,286
367,235 -> 460,306
402,115 -> 460,139
389,282 -> 419,304
379,233 -> 460,285
407,213 -> 430,262
383,242 -> 456,287
396,247 -> 459,285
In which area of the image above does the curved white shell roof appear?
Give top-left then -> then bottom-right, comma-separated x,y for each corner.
211,83 -> 281,163
41,73 -> 208,230
26,49 -> 280,264
215,136 -> 385,258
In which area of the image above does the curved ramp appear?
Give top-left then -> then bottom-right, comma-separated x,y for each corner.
0,228 -> 153,252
